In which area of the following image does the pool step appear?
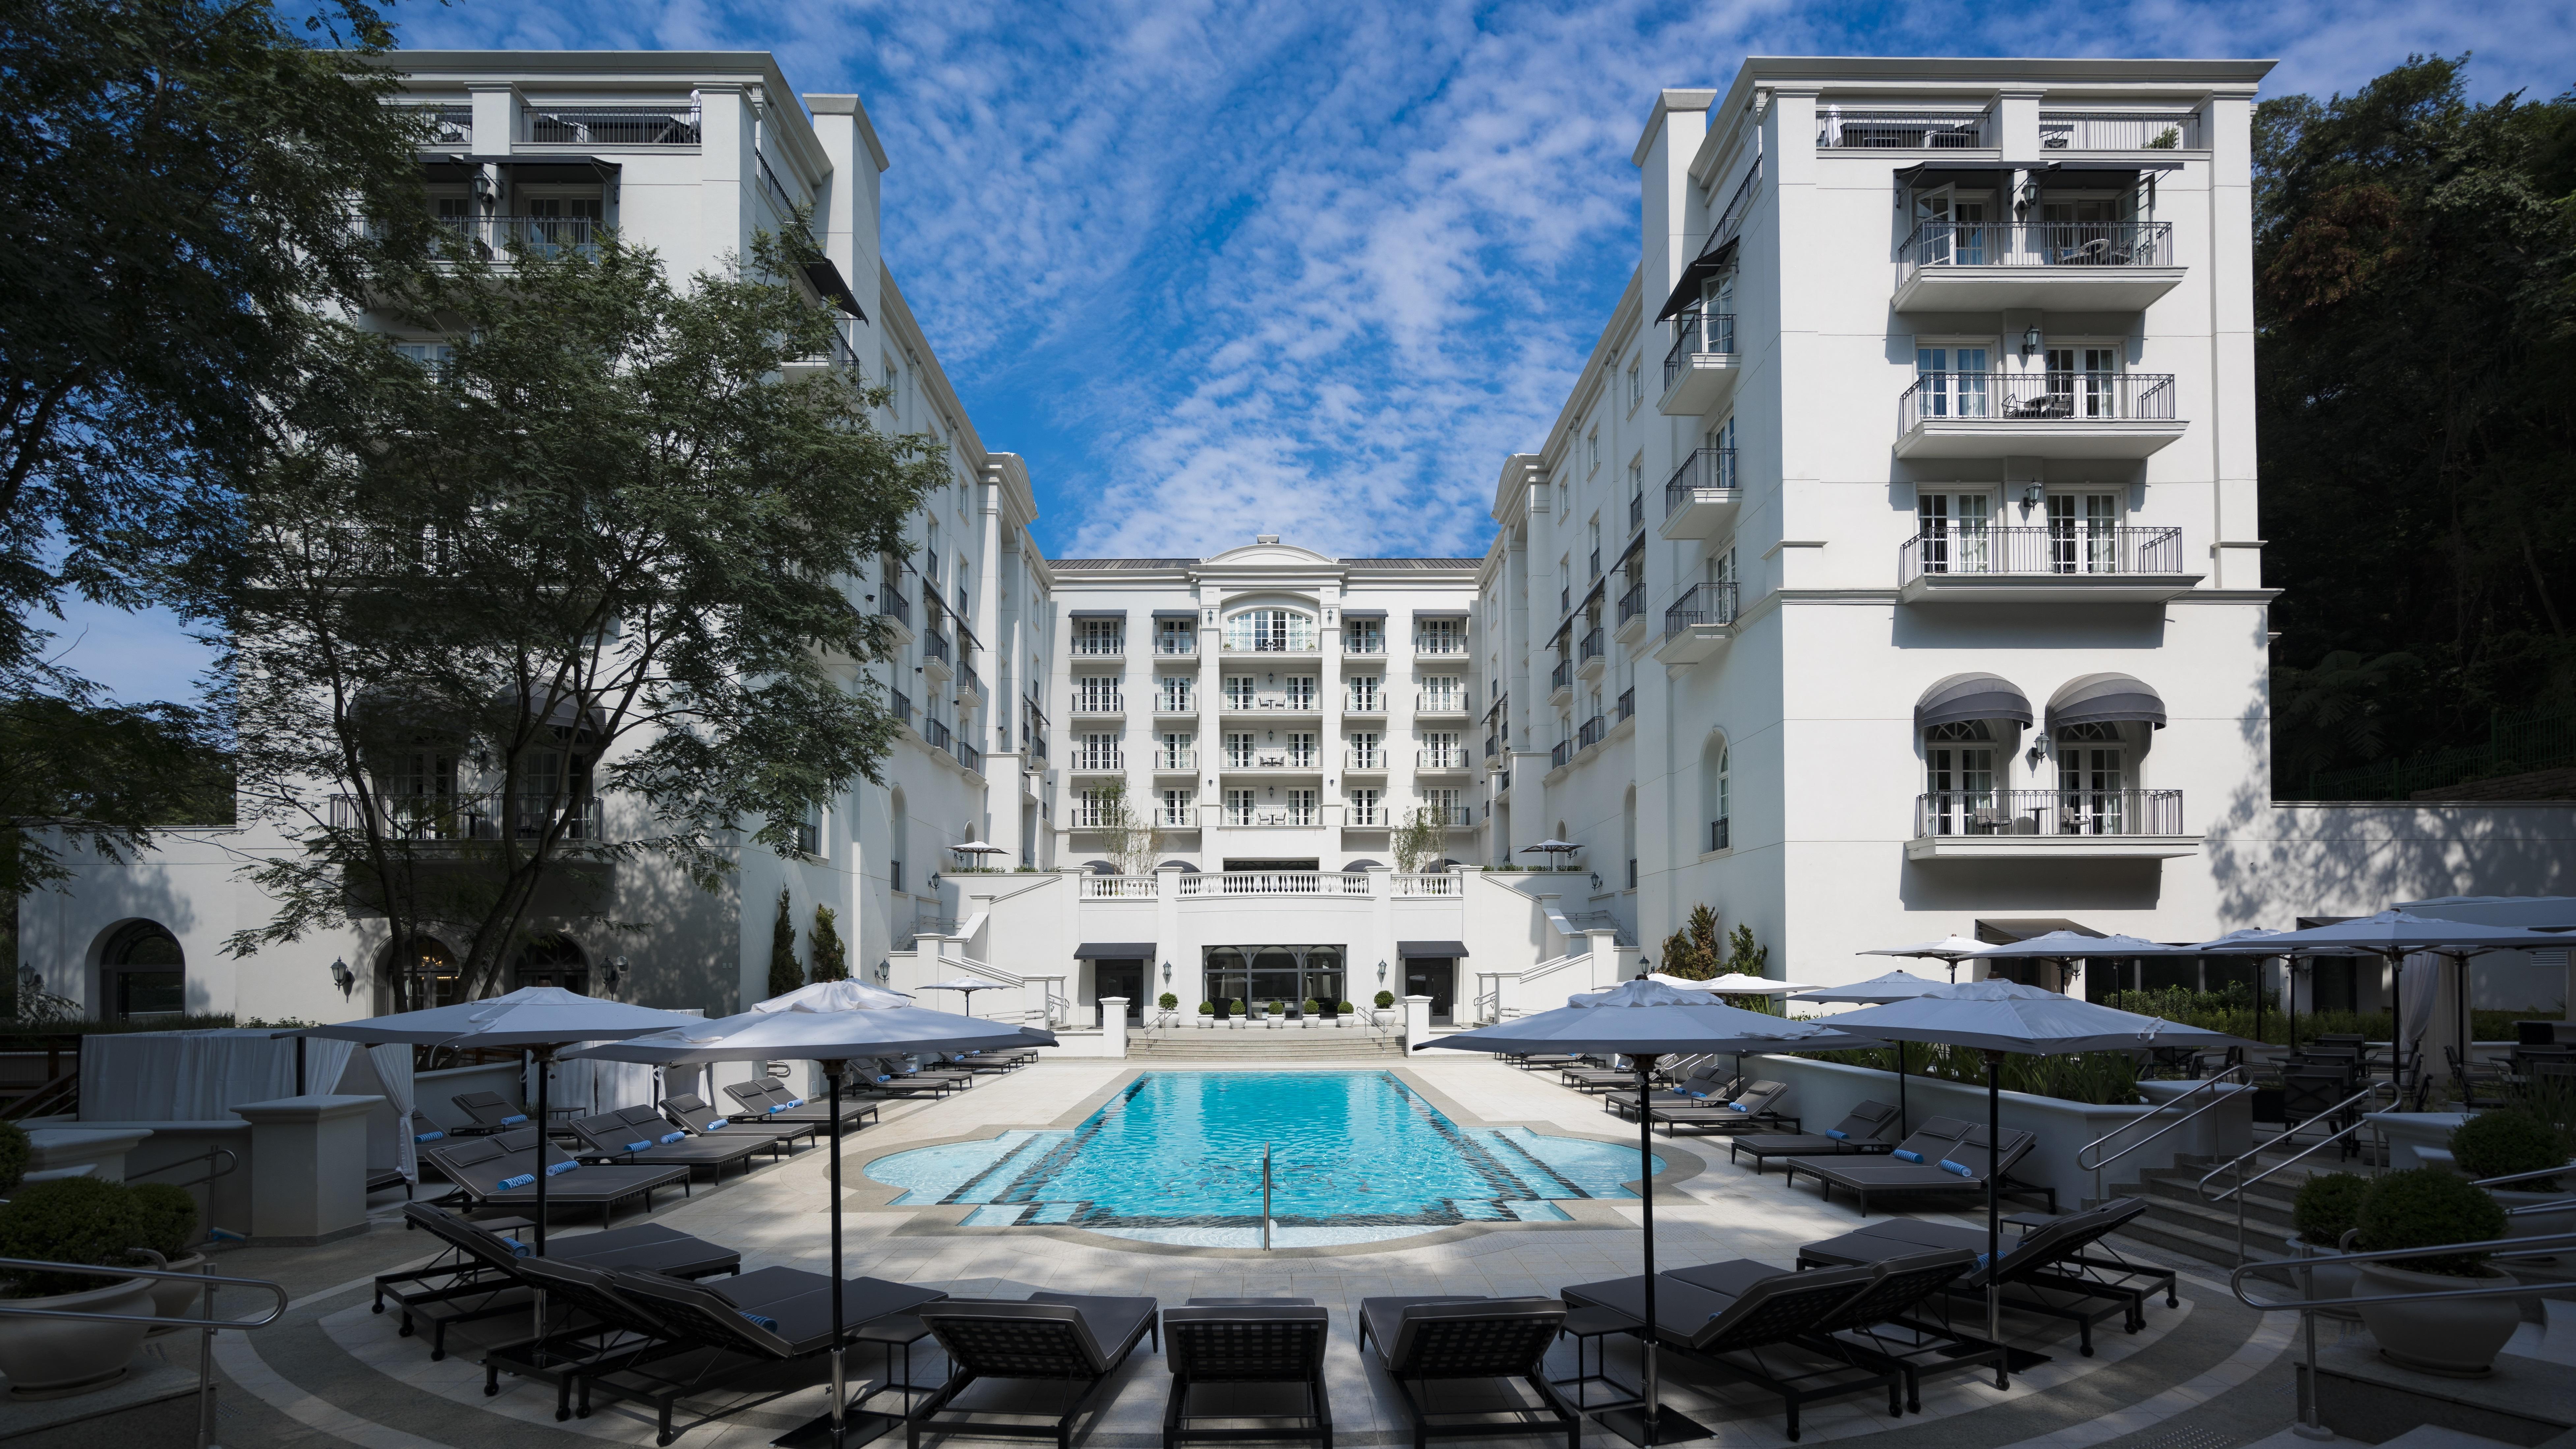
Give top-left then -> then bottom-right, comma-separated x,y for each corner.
1131,1030 -> 1404,1061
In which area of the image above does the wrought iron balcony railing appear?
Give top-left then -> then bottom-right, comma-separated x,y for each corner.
1899,371 -> 2178,432
1914,788 -> 2185,838
1898,525 -> 2185,585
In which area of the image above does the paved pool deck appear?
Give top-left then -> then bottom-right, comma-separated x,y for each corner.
172,1053 -> 2329,1449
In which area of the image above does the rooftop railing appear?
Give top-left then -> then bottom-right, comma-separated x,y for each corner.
1818,110 -> 1989,149
2041,113 -> 2201,151
1899,524 -> 2185,585
524,106 -> 701,145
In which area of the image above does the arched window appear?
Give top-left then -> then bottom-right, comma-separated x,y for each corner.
386,935 -> 462,1009
1703,734 -> 1731,852
101,920 -> 184,1019
889,787 -> 908,894
1222,607 -> 1316,652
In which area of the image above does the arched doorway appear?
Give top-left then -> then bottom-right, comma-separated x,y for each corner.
513,935 -> 588,994
100,921 -> 184,1020
385,935 -> 463,1009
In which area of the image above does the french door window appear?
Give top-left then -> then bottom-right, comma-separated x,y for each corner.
1924,721 -> 1999,835
1917,492 -> 1993,573
2047,493 -> 2120,573
2056,722 -> 2127,833
1916,348 -> 1991,418
2044,348 -> 2120,418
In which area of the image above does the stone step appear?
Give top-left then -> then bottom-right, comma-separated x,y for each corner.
1130,1033 -> 1403,1061
2118,1196 -> 2293,1267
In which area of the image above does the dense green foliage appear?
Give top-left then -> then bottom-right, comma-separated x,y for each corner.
2354,1168 -> 2508,1276
0,1120 -> 25,1194
2450,1109 -> 2569,1187
2258,58 -> 2576,787
127,1181 -> 199,1258
1659,904 -> 1723,978
1796,1040 -> 2142,1106
2293,1171 -> 2372,1247
0,1177 -> 153,1297
766,889 -> 801,1001
807,905 -> 848,984
2105,983 -> 2551,1046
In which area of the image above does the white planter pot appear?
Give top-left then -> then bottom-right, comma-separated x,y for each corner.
2355,1261 -> 2520,1376
142,1253 -> 206,1327
2283,1235 -> 2361,1303
0,1276 -> 155,1398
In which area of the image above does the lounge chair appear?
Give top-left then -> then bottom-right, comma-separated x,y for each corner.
1780,1119 -> 2055,1216
1558,1060 -> 1650,1091
374,1202 -> 738,1361
1644,1080 -> 1796,1136
452,1089 -> 542,1136
576,1265 -> 947,1445
874,1055 -> 977,1090
569,1110 -> 770,1180
1729,1101 -> 1903,1172
910,1291 -> 1163,1447
422,1128 -> 690,1228
1658,1252 -> 2000,1413
720,1079 -> 880,1130
1161,1297 -> 1331,1449
1356,1295 -> 1577,1449
657,1093 -> 812,1154
1796,1197 -> 2175,1356
851,1059 -> 963,1098
1601,1068 -> 1739,1119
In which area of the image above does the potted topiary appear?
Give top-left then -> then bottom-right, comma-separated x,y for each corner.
2288,1172 -> 2371,1301
1336,1000 -> 1356,1028
2349,1168 -> 2516,1375
0,1178 -> 159,1394
1265,999 -> 1285,1026
1300,998 -> 1319,1027
1197,1000 -> 1215,1029
1229,999 -> 1246,1030
128,1183 -> 205,1327
1373,989 -> 1397,1027
2449,1110 -> 2574,1239
1155,992 -> 1181,1028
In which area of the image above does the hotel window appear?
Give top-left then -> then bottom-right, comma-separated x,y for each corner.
2046,492 -> 2122,573
1160,788 -> 1195,827
2043,346 -> 2123,419
2056,721 -> 2129,833
1420,676 -> 1462,711
1284,675 -> 1317,709
1074,676 -> 1122,712
1223,607 -> 1315,652
1422,786 -> 1462,825
1913,345 -> 1993,418
1072,789 -> 1110,828
1154,618 -> 1195,654
1224,732 -> 1256,768
1345,617 -> 1383,654
1284,789 -> 1318,826
1224,675 -> 1257,710
1586,427 -> 1600,474
1224,789 -> 1256,826
1421,731 -> 1461,768
1415,618 -> 1463,654
1347,675 -> 1382,712
1158,732 -> 1194,768
1072,618 -> 1123,655
1348,788 -> 1381,826
1285,733 -> 1318,768
1157,674 -> 1194,712
1916,490 -> 1995,574
1922,721 -> 1999,837
1349,732 -> 1381,768
1075,732 -> 1119,770
1626,356 -> 1642,408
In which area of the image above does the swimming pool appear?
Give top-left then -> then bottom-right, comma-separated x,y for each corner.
864,1069 -> 1658,1247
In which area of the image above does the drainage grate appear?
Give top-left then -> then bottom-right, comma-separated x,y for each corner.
2128,1428 -> 2240,1449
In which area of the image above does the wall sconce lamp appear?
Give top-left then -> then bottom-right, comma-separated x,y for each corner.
1638,954 -> 1653,981
2026,728 -> 2052,768
330,957 -> 357,999
1161,960 -> 1173,985
606,956 -> 629,993
2020,324 -> 2043,356
1376,959 -> 1388,984
2021,482 -> 2045,511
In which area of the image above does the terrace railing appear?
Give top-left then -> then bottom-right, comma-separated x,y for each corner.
1899,525 -> 2185,584
1914,788 -> 2184,838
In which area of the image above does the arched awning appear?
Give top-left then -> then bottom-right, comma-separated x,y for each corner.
2047,673 -> 2166,732
1915,673 -> 2033,731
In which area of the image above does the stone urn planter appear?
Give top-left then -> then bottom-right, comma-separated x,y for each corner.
131,1249 -> 207,1329
2282,1235 -> 2360,1306
0,1275 -> 156,1397
2354,1261 -> 2521,1376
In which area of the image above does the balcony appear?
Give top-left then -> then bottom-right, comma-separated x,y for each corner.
888,688 -> 912,726
1896,372 -> 2185,459
1898,525 -> 2200,604
524,106 -> 701,145
425,214 -> 603,263
1068,748 -> 1125,773
1220,693 -> 1320,717
922,717 -> 953,753
1224,748 -> 1320,771
1177,872 -> 1372,898
876,591 -> 911,629
1575,626 -> 1607,680
1069,690 -> 1125,716
1412,636 -> 1467,657
1416,748 -> 1470,772
1152,692 -> 1195,717
1653,581 -> 1740,666
1575,714 -> 1607,751
1629,492 -> 1644,532
955,664 -> 983,704
1344,748 -> 1387,773
1343,694 -> 1385,716
1659,447 -> 1741,539
955,739 -> 983,776
1549,740 -> 1573,770
329,792 -> 604,843
1659,308 -> 1741,416
2041,112 -> 2203,152
1818,110 -> 1990,150
921,628 -> 951,667
1907,789 -> 2200,860
1615,582 -> 1647,632
1547,658 -> 1572,703
1415,692 -> 1468,716
1070,633 -> 1125,658
1431,806 -> 1474,828
1710,817 -> 1730,852
1616,687 -> 1635,724
1896,221 -> 2181,312
1153,630 -> 1196,656
1153,749 -> 1195,772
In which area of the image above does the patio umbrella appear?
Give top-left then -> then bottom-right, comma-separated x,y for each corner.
1423,980 -> 1885,1446
1958,930 -> 2181,997
1793,969 -> 1950,1136
1519,839 -> 1582,865
567,1003 -> 1055,1449
756,979 -> 914,1012
1819,980 -> 2247,1386
293,987 -> 694,1254
1861,935 -> 1990,982
915,976 -> 1011,1017
1641,972 -> 1826,996
2193,911 -> 2576,1100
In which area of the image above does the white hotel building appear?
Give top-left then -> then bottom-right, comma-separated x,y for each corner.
18,54 -> 2572,1038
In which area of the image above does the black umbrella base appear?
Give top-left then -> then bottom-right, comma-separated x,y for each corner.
1594,1402 -> 1713,1446
772,1405 -> 903,1448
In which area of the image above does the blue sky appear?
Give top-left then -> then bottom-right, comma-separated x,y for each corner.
44,0 -> 2576,703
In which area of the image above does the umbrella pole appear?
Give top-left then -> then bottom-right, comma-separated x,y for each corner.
2387,951 -> 2403,1109
1985,1048 -> 2006,1391
827,1061 -> 848,1449
1896,1041 -> 1908,1138
1637,1053 -> 1663,1435
534,1048 -> 550,1257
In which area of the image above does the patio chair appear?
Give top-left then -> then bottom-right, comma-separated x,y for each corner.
569,1109 -> 769,1180
720,1079 -> 880,1131
421,1128 -> 691,1229
1728,1101 -> 1902,1172
1643,1079 -> 1796,1136
1161,1297 -> 1331,1449
2446,1046 -> 2513,1112
1669,1249 -> 1997,1413
2280,1069 -> 2363,1157
1796,1197 -> 2175,1357
579,1265 -> 948,1445
656,1093 -> 812,1154
1356,1296 -> 1576,1449
875,1055 -> 978,1089
452,1089 -> 541,1137
1558,1264 -> 1902,1440
1601,1068 -> 1740,1119
374,1202 -> 738,1361
909,1291 -> 1163,1448
1780,1120 -> 2053,1216
856,1058 -> 968,1097
1557,1059 -> 1655,1091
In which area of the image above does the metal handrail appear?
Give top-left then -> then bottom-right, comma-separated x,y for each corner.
2471,1159 -> 2576,1190
130,1145 -> 241,1195
2197,1080 -> 2394,1263
2076,1065 -> 2244,1203
0,1255 -> 290,1449
2229,1230 -> 2573,1438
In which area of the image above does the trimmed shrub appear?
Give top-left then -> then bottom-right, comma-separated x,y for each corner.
1197,1000 -> 1214,1016
1301,998 -> 1319,1014
2292,1172 -> 2371,1248
1157,992 -> 1179,1011
1373,990 -> 1396,1009
1337,1000 -> 1354,1013
2354,1168 -> 2508,1277
2449,1111 -> 2565,1189
1229,999 -> 1245,1015
0,1178 -> 154,1297
1265,1000 -> 1284,1014
0,1120 -> 28,1195
129,1182 -> 201,1259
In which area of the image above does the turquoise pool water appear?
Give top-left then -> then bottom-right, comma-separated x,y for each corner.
864,1070 -> 1659,1247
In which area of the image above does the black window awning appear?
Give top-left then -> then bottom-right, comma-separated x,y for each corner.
1892,163 -> 2012,190
2031,159 -> 2186,175
1150,609 -> 1198,620
801,258 -> 867,321
1342,608 -> 1388,619
1072,942 -> 1156,960
1069,609 -> 1128,620
1398,940 -> 1469,959
1653,238 -> 1739,322
1916,673 -> 2033,731
2046,673 -> 2166,733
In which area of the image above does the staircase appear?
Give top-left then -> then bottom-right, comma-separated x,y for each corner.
2114,1140 -> 2385,1268
1130,1027 -> 1405,1062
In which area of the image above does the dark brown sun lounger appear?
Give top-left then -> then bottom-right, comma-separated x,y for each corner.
1357,1295 -> 1578,1449
657,1093 -> 811,1154
1161,1297 -> 1332,1449
1602,1067 -> 1739,1117
1643,1079 -> 1793,1134
451,1088 -> 542,1136
1730,1101 -> 1902,1171
720,1079 -> 879,1130
375,1202 -> 737,1361
1797,1197 -> 2174,1355
422,1128 -> 689,1229
1782,1120 -> 2054,1215
911,1291 -> 1163,1446
569,1110 -> 769,1180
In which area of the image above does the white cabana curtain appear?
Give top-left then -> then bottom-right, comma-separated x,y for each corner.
342,1044 -> 420,1183
2398,951 -> 2442,1052
532,1054 -> 662,1119
81,1030 -> 357,1121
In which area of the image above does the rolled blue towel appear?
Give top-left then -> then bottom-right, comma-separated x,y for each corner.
500,1113 -> 528,1126
500,1236 -> 531,1257
625,1140 -> 653,1152
765,1105 -> 785,1115
1937,1159 -> 1973,1177
1824,1128 -> 1847,1141
1892,1149 -> 1922,1163
497,1173 -> 536,1190
660,1131 -> 687,1145
414,1129 -> 446,1143
785,1098 -> 804,1109
543,1160 -> 580,1177
872,1074 -> 892,1084
1685,1090 -> 1710,1099
706,1117 -> 729,1130
739,1311 -> 779,1332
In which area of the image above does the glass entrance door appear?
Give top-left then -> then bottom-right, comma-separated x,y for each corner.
1405,958 -> 1456,1024
1094,959 -> 1145,1024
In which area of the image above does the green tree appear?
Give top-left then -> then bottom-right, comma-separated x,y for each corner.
1393,806 -> 1449,873
807,904 -> 847,983
1720,923 -> 1769,977
1658,903 -> 1722,979
210,230 -> 944,1002
3,696 -> 231,899
2256,58 -> 2576,784
765,888 -> 800,1000
1097,780 -> 1162,877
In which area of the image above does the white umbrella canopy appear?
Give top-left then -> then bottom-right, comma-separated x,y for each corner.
293,985 -> 696,1046
754,979 -> 913,1012
1640,972 -> 1825,996
1862,935 -> 1989,961
1792,969 -> 1950,1004
1961,930 -> 2187,963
